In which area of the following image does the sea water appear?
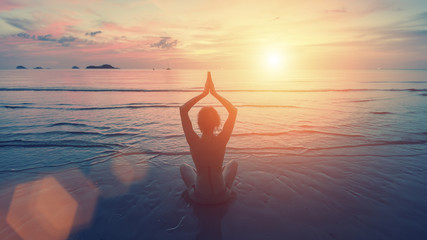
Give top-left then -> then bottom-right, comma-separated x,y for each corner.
0,69 -> 426,239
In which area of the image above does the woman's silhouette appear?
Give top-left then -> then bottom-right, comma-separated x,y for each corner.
180,72 -> 238,204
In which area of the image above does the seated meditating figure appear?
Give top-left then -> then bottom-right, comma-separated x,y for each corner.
179,72 -> 238,204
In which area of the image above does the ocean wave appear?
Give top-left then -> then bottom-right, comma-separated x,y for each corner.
370,112 -> 393,115
0,103 -> 403,111
162,134 -> 185,139
226,139 -> 427,153
0,140 -> 124,148
235,104 -> 299,108
1,87 -> 427,93
232,130 -> 363,138
305,140 -> 427,152
0,150 -> 119,174
69,105 -> 177,110
227,146 -> 306,151
1,103 -> 300,110
1,150 -> 424,175
2,105 -> 63,110
1,130 -> 366,141
362,81 -> 427,84
348,99 -> 378,103
49,122 -> 110,129
50,122 -> 93,127
3,105 -> 30,109
0,102 -> 34,105
157,130 -> 363,139
0,103 -> 188,111
0,151 -> 166,174
118,150 -> 189,156
1,131 -> 138,138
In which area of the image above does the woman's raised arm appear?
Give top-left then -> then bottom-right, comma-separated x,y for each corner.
208,72 -> 237,143
180,77 -> 209,145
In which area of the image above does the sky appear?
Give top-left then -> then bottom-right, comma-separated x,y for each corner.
0,0 -> 427,69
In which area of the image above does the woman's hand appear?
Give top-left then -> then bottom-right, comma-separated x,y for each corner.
207,72 -> 217,95
202,76 -> 210,96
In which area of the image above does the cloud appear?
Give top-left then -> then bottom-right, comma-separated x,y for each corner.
58,36 -> 77,47
325,7 -> 347,14
15,32 -> 77,47
58,36 -> 77,43
16,32 -> 34,39
415,12 -> 427,20
37,34 -> 56,42
2,17 -> 36,31
100,22 -> 143,33
409,11 -> 427,25
0,0 -> 22,12
367,12 -> 427,51
150,37 -> 178,49
85,31 -> 102,37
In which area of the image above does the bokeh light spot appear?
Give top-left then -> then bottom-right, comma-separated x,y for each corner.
112,153 -> 149,185
6,177 -> 78,240
53,169 -> 99,231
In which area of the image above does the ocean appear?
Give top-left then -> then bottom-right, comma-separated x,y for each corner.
0,69 -> 426,239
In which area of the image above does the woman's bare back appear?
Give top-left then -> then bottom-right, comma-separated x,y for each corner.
191,135 -> 227,196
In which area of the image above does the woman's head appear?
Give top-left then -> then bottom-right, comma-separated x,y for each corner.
198,106 -> 220,134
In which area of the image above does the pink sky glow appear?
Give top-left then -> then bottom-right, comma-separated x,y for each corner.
1,0 -> 427,69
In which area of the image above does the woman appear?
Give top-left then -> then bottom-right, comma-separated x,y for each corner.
180,72 -> 238,204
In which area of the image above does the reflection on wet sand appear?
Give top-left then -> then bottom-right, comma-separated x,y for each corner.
183,191 -> 232,240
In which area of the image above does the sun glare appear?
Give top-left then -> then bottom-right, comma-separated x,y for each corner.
262,49 -> 289,72
268,53 -> 281,68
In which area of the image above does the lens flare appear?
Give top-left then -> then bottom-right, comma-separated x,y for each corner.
6,177 -> 78,240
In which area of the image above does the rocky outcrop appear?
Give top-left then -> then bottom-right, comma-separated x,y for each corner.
86,64 -> 118,69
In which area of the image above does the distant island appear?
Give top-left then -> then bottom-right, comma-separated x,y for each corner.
72,66 -> 80,69
34,67 -> 43,69
16,65 -> 27,69
86,64 -> 119,69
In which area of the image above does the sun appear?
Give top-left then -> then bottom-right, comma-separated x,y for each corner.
267,53 -> 281,68
262,50 -> 289,71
